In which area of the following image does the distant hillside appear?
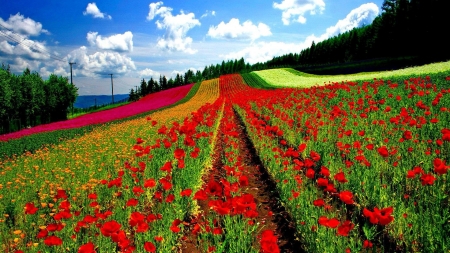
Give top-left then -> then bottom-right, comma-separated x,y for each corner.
74,94 -> 129,109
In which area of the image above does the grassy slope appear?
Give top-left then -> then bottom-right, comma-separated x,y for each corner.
254,60 -> 450,88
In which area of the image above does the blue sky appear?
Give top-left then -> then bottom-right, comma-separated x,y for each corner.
1,0 -> 383,95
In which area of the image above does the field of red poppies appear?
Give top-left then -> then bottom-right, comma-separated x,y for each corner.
0,71 -> 449,253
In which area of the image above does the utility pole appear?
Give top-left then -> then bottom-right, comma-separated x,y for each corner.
108,74 -> 114,104
69,62 -> 76,84
69,62 -> 76,116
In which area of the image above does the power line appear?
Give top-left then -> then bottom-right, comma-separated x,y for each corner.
0,24 -> 66,63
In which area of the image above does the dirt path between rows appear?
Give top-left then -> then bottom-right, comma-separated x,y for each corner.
180,106 -> 302,252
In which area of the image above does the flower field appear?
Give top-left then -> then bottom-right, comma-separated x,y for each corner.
0,84 -> 193,142
0,69 -> 449,252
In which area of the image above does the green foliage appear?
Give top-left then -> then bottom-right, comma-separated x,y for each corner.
0,67 -> 78,134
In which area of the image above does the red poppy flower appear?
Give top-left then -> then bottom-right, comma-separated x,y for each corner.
193,189 -> 208,200
313,199 -> 324,207
78,242 -> 96,253
320,166 -> 330,177
420,173 -> 436,186
433,158 -> 448,175
260,230 -> 279,253
159,178 -> 172,191
306,168 -> 315,179
126,198 -> 138,207
174,148 -> 185,159
206,180 -> 223,197
442,129 -> 450,141
144,178 -> 156,188
44,235 -> 63,246
377,146 -> 389,157
24,202 -> 38,215
239,175 -> 249,186
337,220 -> 354,236
160,161 -> 172,173
55,189 -> 68,200
180,188 -> 192,197
88,193 -> 97,200
339,191 -> 354,205
100,220 -> 121,237
298,143 -> 307,152
334,172 -> 348,183
363,240 -> 373,248
144,242 -> 156,252
165,194 -> 175,203
363,206 -> 394,225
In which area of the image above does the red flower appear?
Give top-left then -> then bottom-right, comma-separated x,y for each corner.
174,148 -> 185,159
78,242 -> 96,253
88,193 -> 97,200
136,138 -> 144,144
180,188 -> 192,197
318,216 -> 339,228
313,199 -> 324,207
159,178 -> 172,191
363,240 -> 373,248
24,202 -> 38,215
442,128 -> 450,141
305,168 -> 315,179
334,172 -> 348,183
126,198 -> 138,207
337,220 -> 354,236
101,220 -> 121,237
260,230 -> 279,253
144,178 -> 156,188
160,161 -> 172,173
363,206 -> 394,225
239,175 -> 249,186
377,146 -> 389,157
420,173 -> 436,186
44,235 -> 63,246
144,242 -> 156,252
339,191 -> 354,204
206,180 -> 223,197
193,189 -> 208,200
298,143 -> 307,152
433,158 -> 448,175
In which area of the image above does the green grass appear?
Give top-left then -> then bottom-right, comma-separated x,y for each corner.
68,101 -> 130,119
254,60 -> 450,88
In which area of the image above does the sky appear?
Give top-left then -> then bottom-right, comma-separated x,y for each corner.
0,0 -> 383,95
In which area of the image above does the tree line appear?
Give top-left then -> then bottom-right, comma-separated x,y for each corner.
129,58 -> 251,101
0,65 -> 78,134
256,0 -> 449,71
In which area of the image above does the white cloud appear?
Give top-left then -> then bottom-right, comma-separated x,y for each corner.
222,41 -> 305,64
324,3 -> 379,37
0,40 -> 14,54
147,2 -> 200,54
87,31 -> 133,52
201,10 -> 216,19
207,18 -> 272,41
273,0 -> 325,25
67,46 -> 136,77
139,68 -> 160,78
226,3 -> 379,64
83,3 -> 112,19
0,36 -> 51,60
0,13 -> 49,36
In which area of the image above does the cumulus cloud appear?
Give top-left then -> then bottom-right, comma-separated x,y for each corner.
225,3 -> 379,64
324,3 -> 379,37
87,31 -> 133,52
0,36 -> 51,60
139,68 -> 160,78
201,10 -> 216,19
147,1 -> 200,54
67,46 -> 135,77
273,0 -> 325,25
207,18 -> 272,41
0,13 -> 49,36
83,3 -> 112,19
222,41 -> 306,64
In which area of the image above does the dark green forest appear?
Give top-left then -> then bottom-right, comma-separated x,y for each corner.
0,65 -> 78,134
259,0 -> 449,72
